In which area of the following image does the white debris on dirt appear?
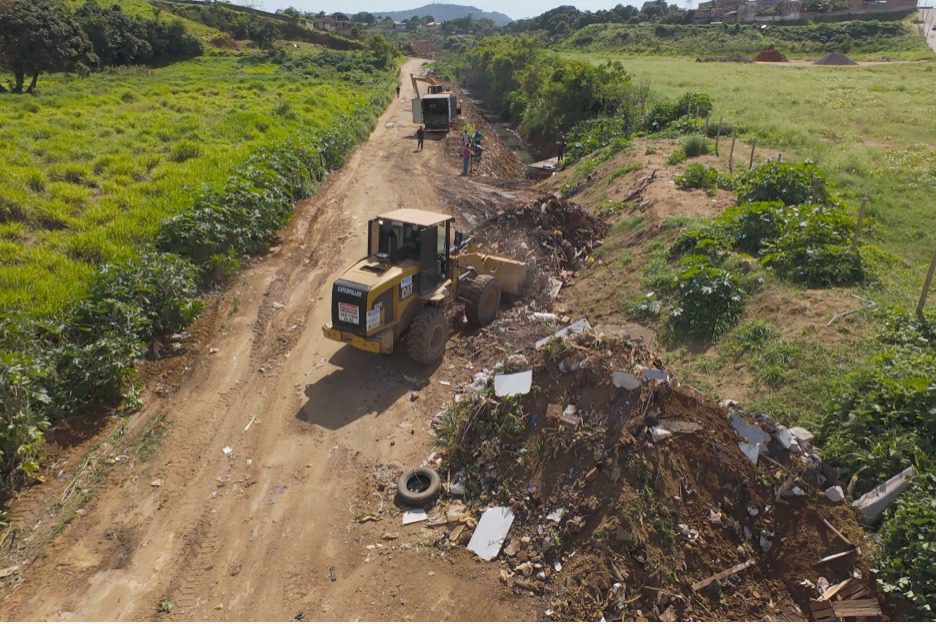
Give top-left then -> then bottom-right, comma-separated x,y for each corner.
467,507 -> 515,562
494,371 -> 533,397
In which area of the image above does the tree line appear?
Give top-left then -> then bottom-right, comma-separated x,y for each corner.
0,0 -> 203,94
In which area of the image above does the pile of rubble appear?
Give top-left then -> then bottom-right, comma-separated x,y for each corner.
413,324 -> 887,621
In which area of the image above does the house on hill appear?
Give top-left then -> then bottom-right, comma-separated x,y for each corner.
312,15 -> 355,37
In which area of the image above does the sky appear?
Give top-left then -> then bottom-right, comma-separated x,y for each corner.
244,1 -> 663,20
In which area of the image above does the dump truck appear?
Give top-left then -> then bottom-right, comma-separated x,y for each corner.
322,209 -> 527,364
410,74 -> 460,133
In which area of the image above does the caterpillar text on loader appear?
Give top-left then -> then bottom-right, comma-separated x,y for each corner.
322,209 -> 527,364
410,73 -> 460,133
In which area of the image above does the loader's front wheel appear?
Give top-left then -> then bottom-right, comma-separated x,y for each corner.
407,307 -> 448,365
462,274 -> 501,328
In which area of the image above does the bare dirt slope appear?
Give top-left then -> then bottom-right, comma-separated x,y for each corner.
0,58 -> 541,621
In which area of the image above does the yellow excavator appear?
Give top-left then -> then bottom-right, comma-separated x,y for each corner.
322,209 -> 527,364
410,73 -> 460,133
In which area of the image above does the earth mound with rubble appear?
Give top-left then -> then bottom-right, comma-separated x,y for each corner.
428,329 -> 883,621
755,48 -> 788,62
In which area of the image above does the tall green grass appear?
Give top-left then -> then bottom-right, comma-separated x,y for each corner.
0,55 -> 378,318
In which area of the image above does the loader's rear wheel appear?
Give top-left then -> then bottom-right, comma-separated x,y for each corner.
462,274 -> 501,328
407,307 -> 448,365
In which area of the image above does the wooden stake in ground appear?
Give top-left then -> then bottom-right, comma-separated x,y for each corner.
749,139 -> 757,170
853,197 -> 867,247
917,246 -> 936,318
714,116 -> 723,156
728,130 -> 737,174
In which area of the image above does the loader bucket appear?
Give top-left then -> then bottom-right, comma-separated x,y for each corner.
458,252 -> 529,297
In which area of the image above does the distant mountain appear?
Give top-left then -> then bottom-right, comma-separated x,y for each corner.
374,4 -> 512,26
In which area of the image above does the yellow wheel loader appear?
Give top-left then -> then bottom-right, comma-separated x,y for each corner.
322,209 -> 527,364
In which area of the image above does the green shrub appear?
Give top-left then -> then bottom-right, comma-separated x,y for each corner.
877,474 -> 936,619
77,252 -> 202,340
667,148 -> 686,165
674,163 -> 729,195
816,309 -> 936,619
676,92 -> 713,117
669,222 -> 732,259
643,100 -> 677,132
760,203 -> 863,287
714,201 -> 786,255
680,135 -> 710,158
668,255 -> 746,340
735,161 -> 833,206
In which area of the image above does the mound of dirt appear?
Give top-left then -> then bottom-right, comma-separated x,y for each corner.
814,52 -> 858,66
431,331 -> 880,622
755,48 -> 788,62
472,195 -> 608,306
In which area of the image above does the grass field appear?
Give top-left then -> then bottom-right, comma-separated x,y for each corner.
0,55 -> 380,318
562,52 -> 936,300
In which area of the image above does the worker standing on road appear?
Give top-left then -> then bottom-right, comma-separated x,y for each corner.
396,84 -> 400,98
461,142 -> 472,176
556,134 -> 567,163
416,125 -> 425,152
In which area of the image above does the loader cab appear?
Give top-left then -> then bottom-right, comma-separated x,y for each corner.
367,209 -> 453,295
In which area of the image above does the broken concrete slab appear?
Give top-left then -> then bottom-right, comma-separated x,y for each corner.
659,419 -> 703,434
612,371 -> 641,391
739,441 -> 763,464
650,426 -> 672,443
494,370 -> 533,397
467,506 -> 515,561
641,368 -> 670,383
535,318 -> 591,349
825,486 -> 845,503
853,466 -> 914,524
729,413 -> 771,445
789,426 -> 815,445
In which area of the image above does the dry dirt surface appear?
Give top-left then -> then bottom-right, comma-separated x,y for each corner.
0,58 -> 543,621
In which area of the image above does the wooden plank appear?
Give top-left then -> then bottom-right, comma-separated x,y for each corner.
839,580 -> 867,599
818,549 -> 856,564
691,559 -> 755,592
832,599 -> 882,619
819,579 -> 851,601
834,606 -> 883,618
820,515 -> 855,547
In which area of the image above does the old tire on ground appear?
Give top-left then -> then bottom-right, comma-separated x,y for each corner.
397,467 -> 441,506
462,274 -> 501,327
407,307 -> 448,365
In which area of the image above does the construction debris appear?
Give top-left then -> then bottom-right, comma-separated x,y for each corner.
853,466 -> 913,524
402,509 -> 428,525
424,328 -> 877,621
535,319 -> 592,349
467,507 -> 515,562
493,370 -> 533,397
691,559 -> 756,592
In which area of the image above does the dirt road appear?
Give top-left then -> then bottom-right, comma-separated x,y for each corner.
0,58 -> 540,621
